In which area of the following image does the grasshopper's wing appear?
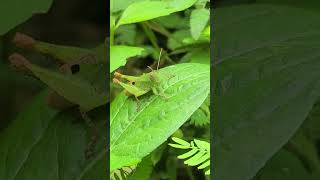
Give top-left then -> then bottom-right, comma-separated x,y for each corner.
116,80 -> 150,97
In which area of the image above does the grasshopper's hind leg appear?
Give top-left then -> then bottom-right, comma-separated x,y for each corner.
114,72 -> 141,82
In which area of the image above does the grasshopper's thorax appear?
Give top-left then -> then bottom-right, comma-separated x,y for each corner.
148,72 -> 161,84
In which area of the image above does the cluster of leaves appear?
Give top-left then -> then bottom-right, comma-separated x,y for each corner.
110,0 -> 210,179
214,0 -> 320,179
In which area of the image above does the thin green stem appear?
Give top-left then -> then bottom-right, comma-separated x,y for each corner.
140,22 -> 160,50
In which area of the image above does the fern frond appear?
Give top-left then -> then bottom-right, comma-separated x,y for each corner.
110,165 -> 136,180
169,137 -> 210,175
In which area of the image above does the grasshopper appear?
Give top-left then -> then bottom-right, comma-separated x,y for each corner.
113,49 -> 174,106
10,33 -> 108,159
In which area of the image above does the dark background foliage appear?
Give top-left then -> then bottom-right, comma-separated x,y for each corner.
214,0 -> 320,179
0,0 -> 106,130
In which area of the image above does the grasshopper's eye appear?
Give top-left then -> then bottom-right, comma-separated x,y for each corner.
71,64 -> 80,74
132,82 -> 135,85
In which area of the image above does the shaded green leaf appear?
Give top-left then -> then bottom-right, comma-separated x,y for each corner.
0,0 -> 53,35
253,149 -> 318,180
214,4 -> 320,180
0,90 -> 58,180
0,90 -> 108,180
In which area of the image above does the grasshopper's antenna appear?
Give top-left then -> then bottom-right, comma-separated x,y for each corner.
157,48 -> 163,70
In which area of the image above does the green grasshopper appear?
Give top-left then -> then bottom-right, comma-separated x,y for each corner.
10,33 -> 108,159
113,49 -> 174,105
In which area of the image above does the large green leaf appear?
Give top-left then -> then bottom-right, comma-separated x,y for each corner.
116,0 -> 197,27
0,90 -> 108,180
110,63 -> 209,171
214,5 -> 320,180
0,90 -> 58,180
0,0 -> 53,35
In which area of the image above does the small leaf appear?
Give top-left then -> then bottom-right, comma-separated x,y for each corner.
184,151 -> 206,165
177,149 -> 198,159
110,45 -> 144,72
117,0 -> 197,27
0,0 -> 53,35
172,137 -> 190,146
205,169 -> 210,175
194,139 -> 210,150
190,8 -> 210,40
169,144 -> 190,149
198,160 -> 210,169
190,153 -> 210,166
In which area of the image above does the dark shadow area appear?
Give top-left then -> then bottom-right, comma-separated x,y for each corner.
0,0 -> 108,179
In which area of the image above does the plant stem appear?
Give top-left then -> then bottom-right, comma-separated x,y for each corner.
141,22 -> 175,65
